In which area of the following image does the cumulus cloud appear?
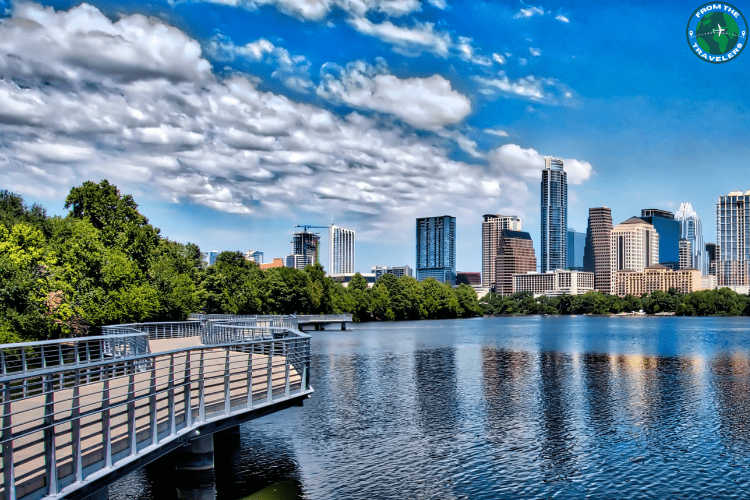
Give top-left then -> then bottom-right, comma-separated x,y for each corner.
529,47 -> 541,57
317,59 -> 471,129
180,0 -> 440,21
555,14 -> 570,23
473,71 -> 574,105
347,17 -> 451,57
0,2 -> 591,242
488,144 -> 592,185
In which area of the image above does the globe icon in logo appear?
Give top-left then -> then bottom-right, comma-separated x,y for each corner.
695,12 -> 740,54
687,3 -> 748,63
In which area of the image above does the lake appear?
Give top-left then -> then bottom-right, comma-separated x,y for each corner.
110,316 -> 750,499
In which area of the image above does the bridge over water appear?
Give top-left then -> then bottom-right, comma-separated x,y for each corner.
0,314 -> 349,500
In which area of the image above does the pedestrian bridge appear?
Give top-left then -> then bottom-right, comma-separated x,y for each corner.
0,315 -> 322,500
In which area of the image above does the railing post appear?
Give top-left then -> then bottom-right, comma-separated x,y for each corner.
71,370 -> 82,483
168,353 -> 176,436
198,350 -> 206,423
284,341 -> 290,398
246,346 -> 254,408
266,343 -> 274,402
224,349 -> 231,414
149,355 -> 158,446
2,381 -> 16,500
103,368 -> 112,468
128,369 -> 137,456
184,351 -> 192,428
301,339 -> 309,393
43,374 -> 58,495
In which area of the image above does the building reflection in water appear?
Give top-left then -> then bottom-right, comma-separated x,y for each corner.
480,348 -> 533,443
414,347 -> 459,435
581,353 -> 616,438
537,351 -> 576,485
711,353 -> 750,450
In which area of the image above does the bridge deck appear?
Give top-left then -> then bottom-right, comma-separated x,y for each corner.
0,319 -> 311,500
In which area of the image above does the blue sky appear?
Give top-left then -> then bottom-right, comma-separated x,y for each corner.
0,0 -> 747,274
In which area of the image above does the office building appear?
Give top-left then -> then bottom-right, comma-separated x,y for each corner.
705,243 -> 718,276
285,254 -> 313,270
514,269 -> 594,297
292,232 -> 321,265
482,214 -> 522,287
541,157 -> 567,273
495,230 -> 536,295
613,265 -> 702,297
640,209 -> 680,269
583,207 -> 613,294
456,272 -> 481,286
716,191 -> 750,288
372,265 -> 413,279
675,202 -> 707,276
416,215 -> 456,285
259,258 -> 284,270
208,250 -> 219,266
243,250 -> 263,264
610,217 -> 659,291
566,228 -> 586,270
679,239 -> 692,270
329,225 -> 355,275
329,273 -> 377,288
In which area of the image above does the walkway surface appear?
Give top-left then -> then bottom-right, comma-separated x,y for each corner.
2,334 -> 304,499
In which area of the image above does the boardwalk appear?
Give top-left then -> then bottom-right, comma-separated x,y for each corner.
0,316 -> 313,500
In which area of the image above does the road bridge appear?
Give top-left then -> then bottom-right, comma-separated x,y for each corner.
0,316 -> 312,500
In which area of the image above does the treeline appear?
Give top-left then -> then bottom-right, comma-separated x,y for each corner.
0,181 -> 481,343
481,288 -> 750,316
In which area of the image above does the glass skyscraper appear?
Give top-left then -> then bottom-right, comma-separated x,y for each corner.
639,208 -> 680,270
675,202 -> 707,275
566,228 -> 585,270
716,192 -> 750,287
541,157 -> 567,273
416,215 -> 456,285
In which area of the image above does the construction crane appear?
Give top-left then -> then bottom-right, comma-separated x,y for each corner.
293,224 -> 329,268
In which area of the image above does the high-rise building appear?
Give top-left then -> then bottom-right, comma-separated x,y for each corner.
679,239 -> 692,270
495,230 -> 536,295
243,250 -> 263,264
482,214 -> 522,287
329,225 -> 355,275
285,254 -> 313,270
705,242 -> 718,277
292,232 -> 321,265
208,250 -> 219,266
675,202 -> 707,275
640,208 -> 680,269
416,216 -> 456,285
456,272 -> 481,286
716,191 -> 750,287
610,217 -> 659,292
541,157 -> 567,273
583,207 -> 613,294
566,228 -> 586,270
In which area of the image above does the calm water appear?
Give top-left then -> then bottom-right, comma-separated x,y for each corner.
110,316 -> 750,499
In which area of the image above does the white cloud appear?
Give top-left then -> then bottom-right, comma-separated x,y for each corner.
492,53 -> 507,65
488,144 -> 593,185
0,2 -> 590,243
529,47 -> 541,57
555,14 -> 570,23
512,6 -> 544,19
473,71 -> 573,105
347,17 -> 451,57
317,60 -> 471,129
484,129 -> 509,137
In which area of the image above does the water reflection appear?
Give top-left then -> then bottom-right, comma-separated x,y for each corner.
414,347 -> 459,435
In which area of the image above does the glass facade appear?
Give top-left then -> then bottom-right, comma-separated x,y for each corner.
416,215 -> 456,285
566,228 -> 585,270
640,209 -> 680,269
675,202 -> 707,275
541,157 -> 567,273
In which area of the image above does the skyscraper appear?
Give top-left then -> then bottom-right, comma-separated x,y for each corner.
292,232 -> 321,266
639,208 -> 680,269
705,242 -> 718,276
416,215 -> 456,285
208,250 -> 219,266
675,202 -> 707,275
482,214 -> 522,287
329,225 -> 355,275
610,217 -> 659,291
716,191 -> 750,287
566,228 -> 586,270
495,230 -> 536,295
541,157 -> 567,273
584,207 -> 613,294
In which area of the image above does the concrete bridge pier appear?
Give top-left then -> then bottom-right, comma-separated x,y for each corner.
174,434 -> 217,500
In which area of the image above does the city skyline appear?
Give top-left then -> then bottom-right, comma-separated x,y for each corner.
0,1 -> 747,273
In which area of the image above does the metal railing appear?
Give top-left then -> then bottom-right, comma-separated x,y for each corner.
102,321 -> 204,340
0,321 -> 312,500
295,314 -> 352,322
0,334 -> 149,377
